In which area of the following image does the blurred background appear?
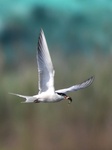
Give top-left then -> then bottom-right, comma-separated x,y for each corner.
0,0 -> 112,150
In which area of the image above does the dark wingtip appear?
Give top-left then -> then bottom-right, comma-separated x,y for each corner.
90,76 -> 95,82
38,28 -> 44,50
87,76 -> 95,87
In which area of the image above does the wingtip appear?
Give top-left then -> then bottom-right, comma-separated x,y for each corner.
38,28 -> 44,48
40,28 -> 44,34
87,76 -> 95,86
90,76 -> 95,82
39,28 -> 45,39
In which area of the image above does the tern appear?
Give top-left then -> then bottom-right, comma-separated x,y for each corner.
9,29 -> 94,104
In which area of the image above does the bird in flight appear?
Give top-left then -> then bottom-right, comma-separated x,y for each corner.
9,29 -> 94,104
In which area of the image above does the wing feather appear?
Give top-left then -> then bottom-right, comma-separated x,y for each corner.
56,76 -> 94,93
37,29 -> 55,93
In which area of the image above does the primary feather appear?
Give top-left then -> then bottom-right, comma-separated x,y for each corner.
56,76 -> 94,94
37,29 -> 55,94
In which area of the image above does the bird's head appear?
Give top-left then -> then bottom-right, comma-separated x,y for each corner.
56,92 -> 72,104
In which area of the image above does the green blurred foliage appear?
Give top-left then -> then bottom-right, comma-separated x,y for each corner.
1,54 -> 112,150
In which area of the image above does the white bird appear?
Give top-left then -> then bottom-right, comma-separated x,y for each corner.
9,29 -> 94,104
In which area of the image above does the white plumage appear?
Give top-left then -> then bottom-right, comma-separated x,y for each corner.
9,29 -> 94,103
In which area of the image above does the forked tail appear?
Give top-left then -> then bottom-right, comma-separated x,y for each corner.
9,93 -> 36,103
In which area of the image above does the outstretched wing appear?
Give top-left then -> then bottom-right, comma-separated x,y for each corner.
56,76 -> 94,94
37,29 -> 55,93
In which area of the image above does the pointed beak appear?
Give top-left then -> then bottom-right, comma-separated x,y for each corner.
65,96 -> 72,103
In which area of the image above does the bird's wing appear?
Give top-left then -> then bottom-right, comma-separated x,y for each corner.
56,76 -> 94,93
37,29 -> 55,93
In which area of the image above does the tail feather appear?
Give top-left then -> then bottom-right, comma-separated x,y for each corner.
9,92 -> 30,99
9,93 -> 38,103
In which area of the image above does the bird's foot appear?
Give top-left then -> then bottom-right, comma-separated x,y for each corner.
34,99 -> 40,103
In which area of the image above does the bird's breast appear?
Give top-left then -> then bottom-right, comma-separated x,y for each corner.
37,92 -> 62,102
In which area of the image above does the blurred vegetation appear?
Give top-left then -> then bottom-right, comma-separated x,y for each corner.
0,0 -> 112,150
1,54 -> 112,150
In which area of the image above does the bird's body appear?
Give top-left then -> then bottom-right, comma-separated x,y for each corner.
9,29 -> 94,103
10,91 -> 68,103
33,92 -> 63,103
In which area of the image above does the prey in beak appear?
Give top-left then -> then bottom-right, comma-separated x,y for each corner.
65,96 -> 72,104
56,92 -> 72,104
